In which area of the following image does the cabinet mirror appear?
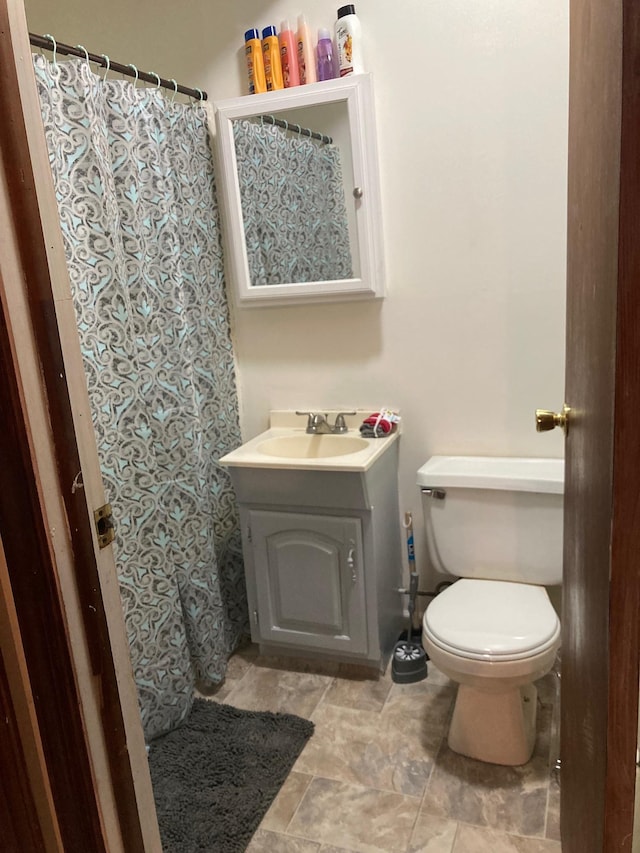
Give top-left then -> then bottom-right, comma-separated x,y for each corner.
214,74 -> 384,307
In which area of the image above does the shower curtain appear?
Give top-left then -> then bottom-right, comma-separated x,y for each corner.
233,119 -> 353,286
34,55 -> 247,740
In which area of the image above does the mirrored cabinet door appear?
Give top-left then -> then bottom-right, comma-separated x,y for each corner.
214,74 -> 385,307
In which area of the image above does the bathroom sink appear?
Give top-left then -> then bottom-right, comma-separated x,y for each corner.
219,411 -> 400,472
257,434 -> 369,459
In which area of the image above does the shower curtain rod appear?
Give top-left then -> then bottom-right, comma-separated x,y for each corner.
29,32 -> 208,101
258,114 -> 333,145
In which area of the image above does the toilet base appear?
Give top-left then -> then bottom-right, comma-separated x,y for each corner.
448,682 -> 538,766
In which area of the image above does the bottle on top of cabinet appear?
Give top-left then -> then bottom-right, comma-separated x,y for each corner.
279,20 -> 300,87
335,5 -> 364,77
316,28 -> 336,81
296,14 -> 317,85
262,25 -> 284,90
245,28 -> 266,94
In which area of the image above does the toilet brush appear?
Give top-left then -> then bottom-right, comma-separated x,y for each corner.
391,513 -> 428,683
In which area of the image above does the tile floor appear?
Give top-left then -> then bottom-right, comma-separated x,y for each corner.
200,643 -> 562,853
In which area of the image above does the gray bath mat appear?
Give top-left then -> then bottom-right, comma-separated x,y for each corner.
148,698 -> 314,852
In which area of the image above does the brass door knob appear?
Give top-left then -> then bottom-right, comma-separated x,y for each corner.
535,405 -> 570,435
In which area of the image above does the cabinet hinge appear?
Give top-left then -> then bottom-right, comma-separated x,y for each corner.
94,503 -> 115,549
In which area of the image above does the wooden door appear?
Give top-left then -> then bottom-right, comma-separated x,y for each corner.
0,0 -> 161,849
560,1 -> 640,850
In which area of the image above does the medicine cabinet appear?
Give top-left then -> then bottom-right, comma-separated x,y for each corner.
214,74 -> 385,307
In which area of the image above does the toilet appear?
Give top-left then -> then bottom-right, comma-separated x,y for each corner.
417,455 -> 563,766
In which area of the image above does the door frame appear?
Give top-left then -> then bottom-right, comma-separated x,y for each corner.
1,0 -> 639,850
0,0 -> 160,849
560,0 -> 640,850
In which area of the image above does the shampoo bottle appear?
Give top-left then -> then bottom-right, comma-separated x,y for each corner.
296,14 -> 317,85
316,28 -> 336,81
335,5 -> 364,77
244,28 -> 266,94
262,26 -> 284,90
279,20 -> 300,87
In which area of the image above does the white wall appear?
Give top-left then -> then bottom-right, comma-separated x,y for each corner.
24,0 -> 569,586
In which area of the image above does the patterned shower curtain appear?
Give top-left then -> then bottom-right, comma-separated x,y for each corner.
233,119 -> 353,286
34,55 -> 247,740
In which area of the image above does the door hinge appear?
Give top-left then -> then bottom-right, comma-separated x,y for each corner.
94,503 -> 115,549
247,524 -> 252,542
253,608 -> 259,626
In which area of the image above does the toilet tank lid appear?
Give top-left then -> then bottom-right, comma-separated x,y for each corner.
417,456 -> 564,494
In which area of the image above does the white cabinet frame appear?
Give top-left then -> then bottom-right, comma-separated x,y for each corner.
214,74 -> 385,307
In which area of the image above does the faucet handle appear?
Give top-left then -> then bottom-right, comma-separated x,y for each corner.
295,411 -> 315,429
332,411 -> 357,433
296,411 -> 328,432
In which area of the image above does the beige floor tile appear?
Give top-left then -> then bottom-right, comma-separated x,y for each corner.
261,771 -> 314,833
451,824 -> 561,852
407,813 -> 458,852
545,775 -> 561,841
223,664 -> 332,717
423,743 -> 550,837
382,682 -> 456,737
323,670 -> 393,713
255,654 -> 342,677
247,829 -> 321,852
225,639 -> 260,679
532,704 -> 553,762
294,703 -> 442,797
534,671 -> 559,707
423,664 -> 455,690
287,776 -> 421,853
195,638 -> 259,701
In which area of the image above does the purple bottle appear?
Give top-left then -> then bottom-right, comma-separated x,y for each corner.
316,28 -> 336,80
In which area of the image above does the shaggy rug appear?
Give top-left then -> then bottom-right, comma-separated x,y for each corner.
148,698 -> 314,852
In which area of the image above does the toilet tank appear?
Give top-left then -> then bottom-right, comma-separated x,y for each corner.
417,456 -> 564,586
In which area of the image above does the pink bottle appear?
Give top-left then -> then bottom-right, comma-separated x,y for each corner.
278,19 -> 300,87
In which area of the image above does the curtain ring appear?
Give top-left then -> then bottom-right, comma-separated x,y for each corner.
193,87 -> 204,102
128,64 -> 139,87
150,71 -> 161,89
169,78 -> 178,102
75,44 -> 90,64
282,119 -> 289,132
43,34 -> 57,66
292,123 -> 301,135
101,55 -> 110,82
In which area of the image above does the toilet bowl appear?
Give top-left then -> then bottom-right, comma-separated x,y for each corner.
422,578 -> 560,765
417,455 -> 563,766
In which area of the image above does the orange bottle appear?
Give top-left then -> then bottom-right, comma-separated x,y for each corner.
262,25 -> 284,91
244,28 -> 266,94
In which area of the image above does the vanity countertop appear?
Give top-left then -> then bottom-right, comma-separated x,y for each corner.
219,410 -> 399,473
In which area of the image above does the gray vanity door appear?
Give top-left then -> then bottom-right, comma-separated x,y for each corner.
249,510 -> 367,654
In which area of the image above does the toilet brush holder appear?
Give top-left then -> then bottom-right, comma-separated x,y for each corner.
391,638 -> 428,683
392,518 -> 428,684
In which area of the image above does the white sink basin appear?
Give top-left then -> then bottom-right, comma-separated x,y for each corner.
219,416 -> 399,472
257,434 -> 369,459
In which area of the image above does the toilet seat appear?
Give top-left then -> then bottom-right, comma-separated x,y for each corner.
423,579 -> 560,662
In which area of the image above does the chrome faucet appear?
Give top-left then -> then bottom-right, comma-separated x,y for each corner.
296,411 -> 357,434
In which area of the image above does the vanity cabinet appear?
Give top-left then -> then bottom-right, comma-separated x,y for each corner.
229,438 -> 404,669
